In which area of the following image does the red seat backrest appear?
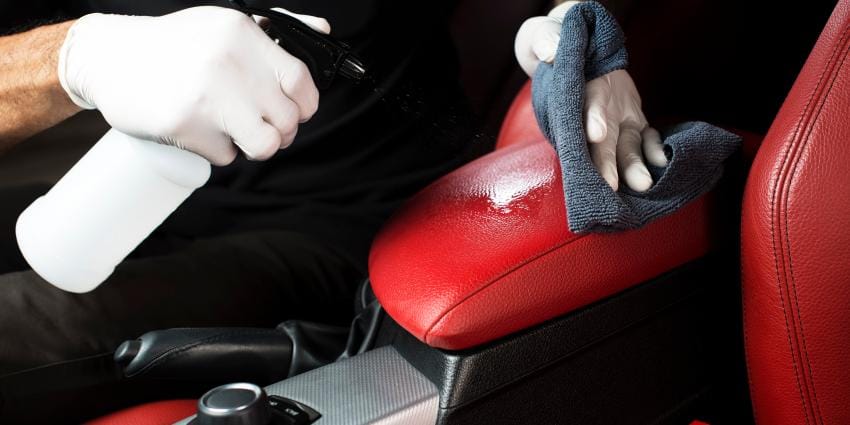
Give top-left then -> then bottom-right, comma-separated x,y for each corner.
741,1 -> 850,424
495,82 -> 545,149
450,0 -> 549,130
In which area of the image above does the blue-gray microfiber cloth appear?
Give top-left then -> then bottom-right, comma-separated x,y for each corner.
531,1 -> 741,233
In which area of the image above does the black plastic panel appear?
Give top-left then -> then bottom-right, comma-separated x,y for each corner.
376,258 -> 751,424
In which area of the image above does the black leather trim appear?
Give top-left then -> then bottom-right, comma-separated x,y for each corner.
119,328 -> 295,385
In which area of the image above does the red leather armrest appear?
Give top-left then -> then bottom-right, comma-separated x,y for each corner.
369,140 -> 714,351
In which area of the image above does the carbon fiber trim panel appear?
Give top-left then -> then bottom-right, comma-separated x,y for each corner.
176,347 -> 438,425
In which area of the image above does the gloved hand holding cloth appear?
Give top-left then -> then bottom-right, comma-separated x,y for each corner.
520,1 -> 741,233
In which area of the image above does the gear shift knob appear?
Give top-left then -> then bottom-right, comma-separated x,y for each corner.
197,383 -> 271,425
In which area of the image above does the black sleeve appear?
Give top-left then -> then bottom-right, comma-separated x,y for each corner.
0,0 -> 70,33
62,0 -> 456,40
61,0 -> 378,38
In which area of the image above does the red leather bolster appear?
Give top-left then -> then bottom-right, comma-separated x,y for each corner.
742,1 -> 850,424
86,400 -> 196,425
369,139 -> 714,351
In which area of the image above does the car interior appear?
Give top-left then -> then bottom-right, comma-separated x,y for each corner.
0,0 -> 846,423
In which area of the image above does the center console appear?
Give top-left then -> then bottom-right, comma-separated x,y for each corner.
176,347 -> 439,425
168,257 -> 743,425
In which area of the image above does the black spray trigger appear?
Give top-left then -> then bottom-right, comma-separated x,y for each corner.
227,0 -> 368,90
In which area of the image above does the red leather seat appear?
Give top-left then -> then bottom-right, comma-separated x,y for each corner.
741,1 -> 850,424
84,400 -> 196,425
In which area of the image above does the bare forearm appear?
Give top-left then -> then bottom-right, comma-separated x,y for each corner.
0,21 -> 81,151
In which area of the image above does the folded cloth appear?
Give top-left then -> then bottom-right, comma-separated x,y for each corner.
531,1 -> 741,233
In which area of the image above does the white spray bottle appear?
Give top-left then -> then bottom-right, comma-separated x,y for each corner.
15,130 -> 211,293
15,4 -> 367,293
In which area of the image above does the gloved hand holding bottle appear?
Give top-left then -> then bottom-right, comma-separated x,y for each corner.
16,6 -> 333,293
514,1 -> 668,192
60,6 -> 330,164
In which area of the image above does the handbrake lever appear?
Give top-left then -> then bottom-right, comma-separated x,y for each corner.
228,0 -> 368,89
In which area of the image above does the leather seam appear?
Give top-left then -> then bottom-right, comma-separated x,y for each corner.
782,28 -> 849,425
765,30 -> 830,425
766,22 -> 848,425
768,81 -> 815,425
422,234 -> 587,344
128,329 -> 279,377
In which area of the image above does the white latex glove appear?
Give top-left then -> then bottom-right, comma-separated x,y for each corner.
514,1 -> 667,192
254,8 -> 331,34
58,6 -> 330,165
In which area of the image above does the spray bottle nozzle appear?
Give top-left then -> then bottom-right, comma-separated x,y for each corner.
227,0 -> 369,89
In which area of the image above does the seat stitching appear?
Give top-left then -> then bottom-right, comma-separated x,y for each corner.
783,28 -> 849,425
765,30 -> 832,425
767,22 -> 848,425
423,234 -> 589,343
129,329 -> 279,377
